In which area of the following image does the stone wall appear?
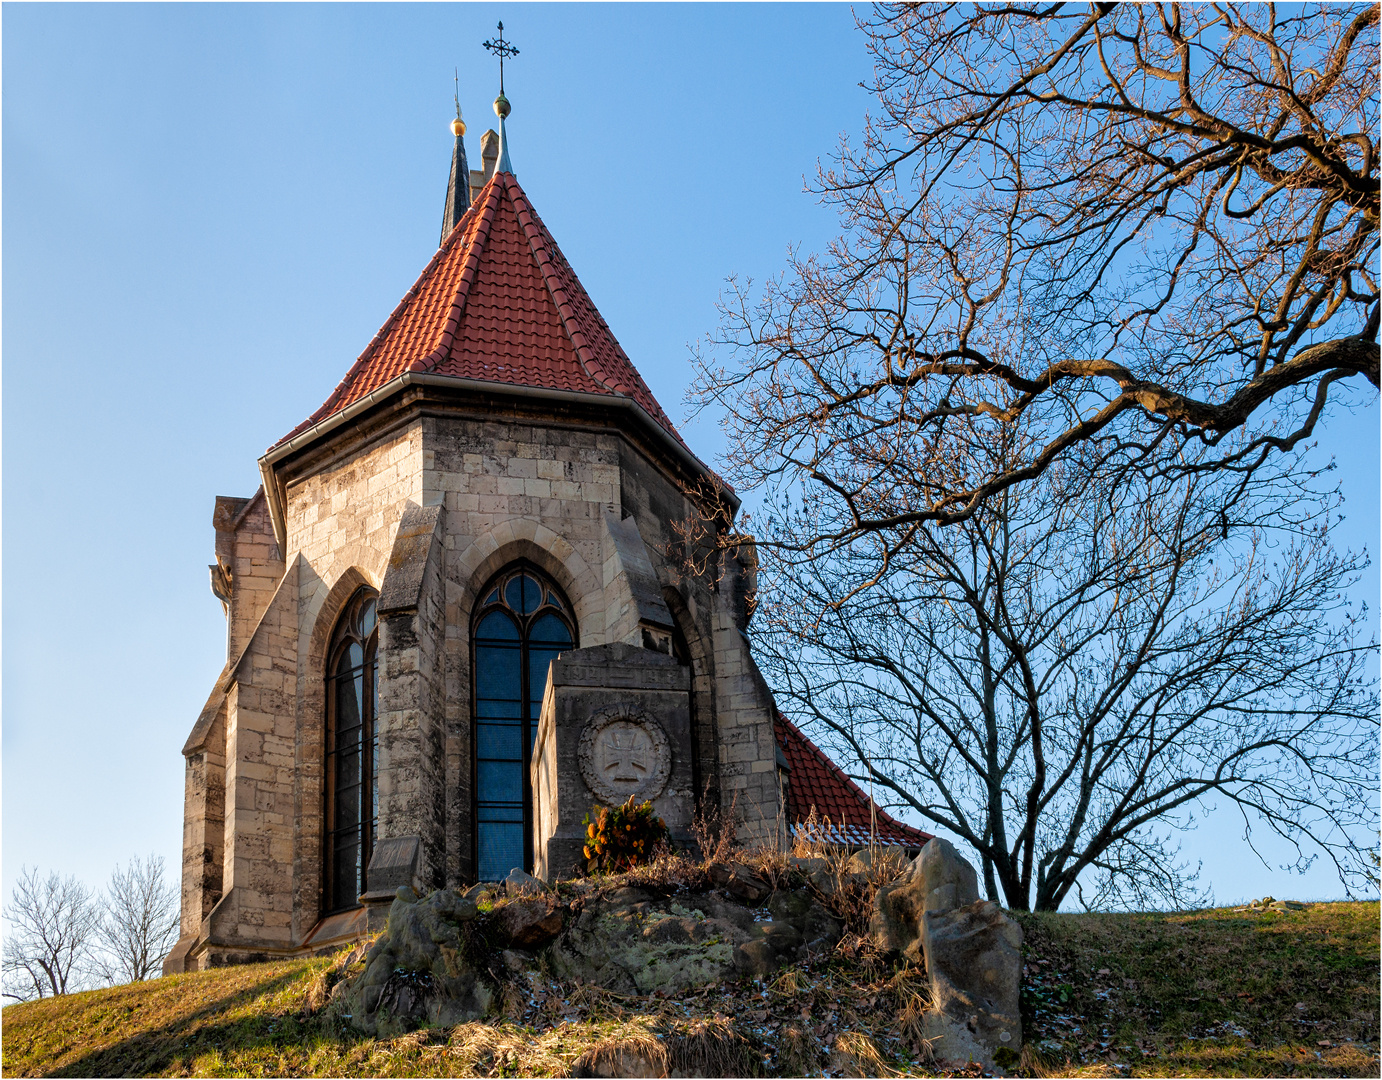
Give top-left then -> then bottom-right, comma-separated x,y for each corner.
213,559 -> 300,951
435,416 -> 620,883
174,398 -> 785,967
285,424 -> 425,937
614,444 -> 780,837
710,580 -> 783,845
221,493 -> 285,659
177,696 -> 225,938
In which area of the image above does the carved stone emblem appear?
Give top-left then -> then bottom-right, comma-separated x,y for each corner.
578,704 -> 672,805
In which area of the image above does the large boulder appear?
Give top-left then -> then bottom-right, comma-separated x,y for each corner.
870,838 -> 979,960
491,897 -> 565,949
843,847 -> 907,881
871,881 -> 927,963
504,867 -> 550,896
920,900 -> 1023,1070
867,840 -> 1021,1071
340,887 -> 493,1035
706,862 -> 771,903
913,838 -> 980,913
788,855 -> 834,893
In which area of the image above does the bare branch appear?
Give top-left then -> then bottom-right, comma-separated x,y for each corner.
691,2 -> 1379,547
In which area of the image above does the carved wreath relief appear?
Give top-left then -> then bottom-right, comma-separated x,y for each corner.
578,704 -> 672,805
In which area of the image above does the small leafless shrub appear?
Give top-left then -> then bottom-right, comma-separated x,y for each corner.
689,791 -> 740,865
92,854 -> 180,986
2,866 -> 101,1000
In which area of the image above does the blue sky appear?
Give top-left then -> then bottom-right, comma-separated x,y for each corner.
3,3 -> 1376,912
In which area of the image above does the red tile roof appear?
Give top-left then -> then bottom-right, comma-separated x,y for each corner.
274,170 -> 685,449
775,712 -> 933,850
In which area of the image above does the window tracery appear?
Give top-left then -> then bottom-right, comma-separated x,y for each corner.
324,588 -> 378,912
471,563 -> 574,880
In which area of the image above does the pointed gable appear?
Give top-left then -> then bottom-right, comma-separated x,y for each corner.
275,172 -> 684,449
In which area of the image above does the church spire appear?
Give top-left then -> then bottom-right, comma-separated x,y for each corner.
482,21 -> 518,176
494,93 -> 514,175
440,74 -> 472,246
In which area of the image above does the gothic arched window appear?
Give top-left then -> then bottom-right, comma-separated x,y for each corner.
472,564 -> 575,880
324,588 -> 378,912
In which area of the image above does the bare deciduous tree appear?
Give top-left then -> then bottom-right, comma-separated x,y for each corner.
92,855 -> 180,986
693,3 -> 1378,543
752,438 -> 1377,911
2,867 -> 101,1000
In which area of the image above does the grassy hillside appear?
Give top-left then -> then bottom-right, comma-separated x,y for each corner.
2,902 -> 1376,1078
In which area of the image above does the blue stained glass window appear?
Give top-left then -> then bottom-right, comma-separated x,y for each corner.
477,610 -> 520,641
477,760 -> 524,803
530,612 -> 569,643
478,823 -> 525,883
476,722 -> 523,759
505,574 -> 543,615
473,564 -> 575,881
325,588 -> 379,913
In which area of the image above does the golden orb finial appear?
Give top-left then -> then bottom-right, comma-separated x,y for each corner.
451,116 -> 467,137
493,93 -> 511,119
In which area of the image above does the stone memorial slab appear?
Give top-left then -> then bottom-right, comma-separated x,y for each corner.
532,643 -> 693,880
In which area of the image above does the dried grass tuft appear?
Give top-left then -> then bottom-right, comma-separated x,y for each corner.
829,1030 -> 898,1078
302,937 -> 374,1014
667,1015 -> 758,1077
570,1031 -> 669,1078
446,1020 -> 572,1076
887,966 -> 936,1059
775,1021 -> 824,1076
689,792 -> 740,865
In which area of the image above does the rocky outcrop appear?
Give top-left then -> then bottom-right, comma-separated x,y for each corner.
706,862 -> 771,903
549,887 -> 746,995
339,878 -> 843,1036
869,839 -> 1021,1071
734,889 -> 842,979
503,867 -> 550,896
550,884 -> 841,993
339,886 -> 494,1035
491,897 -> 565,948
843,847 -> 907,881
921,900 -> 1023,1068
871,837 -> 979,962
787,855 -> 834,893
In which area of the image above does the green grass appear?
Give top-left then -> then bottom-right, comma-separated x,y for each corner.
1,902 -> 1376,1077
1016,901 -> 1379,1077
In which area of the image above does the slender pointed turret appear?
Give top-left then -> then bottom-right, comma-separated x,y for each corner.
482,21 -> 519,177
493,93 -> 513,175
440,112 -> 473,246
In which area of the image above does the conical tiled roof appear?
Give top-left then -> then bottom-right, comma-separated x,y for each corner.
274,171 -> 684,449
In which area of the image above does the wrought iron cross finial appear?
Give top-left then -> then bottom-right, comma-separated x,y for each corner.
482,21 -> 519,95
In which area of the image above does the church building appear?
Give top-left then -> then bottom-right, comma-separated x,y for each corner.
166,92 -> 927,973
